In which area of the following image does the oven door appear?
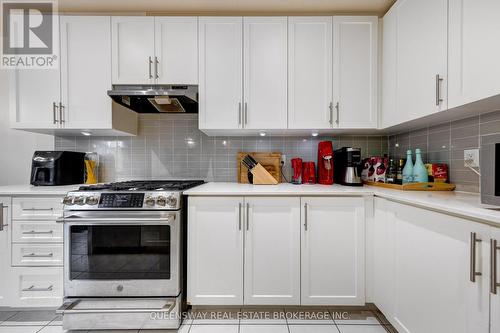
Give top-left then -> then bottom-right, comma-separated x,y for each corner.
60,211 -> 180,297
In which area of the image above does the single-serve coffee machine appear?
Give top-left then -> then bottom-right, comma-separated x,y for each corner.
334,147 -> 363,186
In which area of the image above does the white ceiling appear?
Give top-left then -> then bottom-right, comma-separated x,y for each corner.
59,0 -> 396,16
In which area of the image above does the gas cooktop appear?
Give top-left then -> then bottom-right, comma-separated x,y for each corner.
78,180 -> 205,192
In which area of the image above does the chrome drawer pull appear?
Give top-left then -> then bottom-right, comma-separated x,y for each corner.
57,299 -> 176,314
22,230 -> 54,235
22,285 -> 53,292
22,207 -> 54,211
491,239 -> 500,294
22,253 -> 54,258
0,203 -> 8,231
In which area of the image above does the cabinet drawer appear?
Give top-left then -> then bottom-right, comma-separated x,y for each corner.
11,268 -> 63,307
12,244 -> 63,267
12,197 -> 63,220
12,221 -> 63,243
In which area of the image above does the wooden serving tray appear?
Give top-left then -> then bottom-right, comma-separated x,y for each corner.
363,181 -> 456,191
237,152 -> 281,184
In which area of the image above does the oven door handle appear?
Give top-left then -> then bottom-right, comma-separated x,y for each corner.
56,216 -> 176,224
57,299 -> 176,314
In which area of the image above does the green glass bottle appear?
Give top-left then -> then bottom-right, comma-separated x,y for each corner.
413,148 -> 429,183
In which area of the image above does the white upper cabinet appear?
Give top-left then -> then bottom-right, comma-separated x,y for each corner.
243,17 -> 287,130
111,17 -> 155,85
244,197 -> 300,305
187,196 -> 244,305
9,69 -> 60,129
448,0 -> 500,108
198,17 -> 243,130
396,0 -> 448,122
301,197 -> 365,305
333,17 -> 378,129
288,17 -> 333,130
60,16 -> 112,129
154,17 -> 198,84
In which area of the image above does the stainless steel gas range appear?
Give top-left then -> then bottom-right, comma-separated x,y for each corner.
56,180 -> 204,331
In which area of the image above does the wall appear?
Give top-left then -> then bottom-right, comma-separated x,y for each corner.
389,109 -> 500,193
0,71 -> 54,186
55,114 -> 389,183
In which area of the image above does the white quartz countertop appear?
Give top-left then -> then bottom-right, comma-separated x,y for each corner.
0,184 -> 82,196
185,182 -> 500,226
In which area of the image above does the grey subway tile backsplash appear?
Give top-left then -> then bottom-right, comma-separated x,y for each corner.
388,109 -> 500,193
55,114 -> 388,183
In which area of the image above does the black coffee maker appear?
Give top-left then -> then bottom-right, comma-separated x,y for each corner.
30,151 -> 86,186
334,147 -> 363,186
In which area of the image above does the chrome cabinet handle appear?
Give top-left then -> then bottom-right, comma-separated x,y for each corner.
53,102 -> 59,124
22,230 -> 54,235
246,203 -> 250,231
335,102 -> 340,125
491,239 -> 500,294
22,207 -> 54,211
329,102 -> 333,125
238,203 -> 242,231
148,56 -> 153,79
59,102 -> 65,124
304,203 -> 308,231
435,74 -> 444,106
23,252 -> 54,258
470,232 -> 482,282
155,56 -> 159,79
22,285 -> 53,292
238,102 -> 242,126
0,203 -> 8,231
244,102 -> 248,126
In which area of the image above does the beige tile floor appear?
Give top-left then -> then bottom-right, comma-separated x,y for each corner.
0,308 -> 397,333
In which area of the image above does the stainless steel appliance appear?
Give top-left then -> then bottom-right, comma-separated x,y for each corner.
481,135 -> 500,206
31,151 -> 86,186
108,85 -> 198,113
334,147 -> 363,186
57,180 -> 204,331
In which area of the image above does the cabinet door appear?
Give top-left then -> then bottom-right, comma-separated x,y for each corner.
380,6 -> 399,128
333,17 -> 378,129
9,69 -> 60,129
155,17 -> 198,85
111,17 -> 155,84
372,198 -> 396,317
491,227 -> 500,333
396,0 -> 448,121
243,17 -> 287,130
301,197 -> 365,305
198,17 -> 243,130
0,198 -> 11,306
187,197 -> 244,305
60,16 -> 112,129
288,17 -> 333,130
389,201 -> 489,333
448,0 -> 500,108
244,197 -> 300,305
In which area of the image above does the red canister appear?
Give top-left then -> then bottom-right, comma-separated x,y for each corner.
302,162 -> 316,184
291,158 -> 303,184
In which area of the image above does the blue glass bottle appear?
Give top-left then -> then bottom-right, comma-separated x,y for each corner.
402,150 -> 414,184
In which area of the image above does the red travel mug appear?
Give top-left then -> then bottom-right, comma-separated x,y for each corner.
291,158 -> 303,184
302,162 -> 316,184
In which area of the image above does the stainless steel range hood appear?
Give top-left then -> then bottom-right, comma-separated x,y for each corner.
107,85 -> 198,114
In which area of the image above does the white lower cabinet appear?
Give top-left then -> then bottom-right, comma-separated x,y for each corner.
374,199 -> 491,333
8,267 -> 63,307
244,197 -> 300,305
301,197 -> 365,305
188,195 -> 365,306
0,198 -> 11,306
187,196 -> 244,305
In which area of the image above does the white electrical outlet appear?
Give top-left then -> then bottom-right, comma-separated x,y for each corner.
464,149 -> 480,168
281,155 -> 286,164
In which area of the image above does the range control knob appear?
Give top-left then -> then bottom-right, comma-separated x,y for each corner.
166,195 -> 177,207
145,196 -> 155,207
156,196 -> 167,206
62,196 -> 74,205
73,196 -> 85,206
85,196 -> 99,206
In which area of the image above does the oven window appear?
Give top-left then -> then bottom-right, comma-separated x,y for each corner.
70,225 -> 170,280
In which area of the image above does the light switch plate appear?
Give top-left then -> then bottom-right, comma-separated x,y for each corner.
464,149 -> 480,168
